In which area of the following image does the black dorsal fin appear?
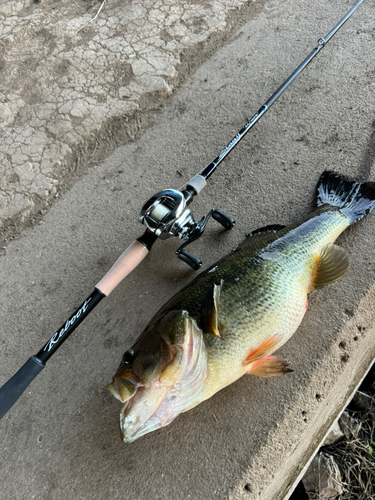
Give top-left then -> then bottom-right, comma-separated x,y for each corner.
248,224 -> 286,237
236,224 -> 286,250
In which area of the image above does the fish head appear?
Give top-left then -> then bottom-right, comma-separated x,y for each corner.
106,310 -> 208,443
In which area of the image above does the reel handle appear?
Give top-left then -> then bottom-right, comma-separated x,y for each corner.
212,209 -> 235,230
176,208 -> 235,269
177,249 -> 202,270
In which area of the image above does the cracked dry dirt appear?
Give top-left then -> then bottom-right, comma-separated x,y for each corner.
0,0 -> 257,243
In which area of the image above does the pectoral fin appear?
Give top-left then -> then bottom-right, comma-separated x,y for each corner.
242,335 -> 280,365
247,355 -> 294,377
201,279 -> 224,337
309,243 -> 349,291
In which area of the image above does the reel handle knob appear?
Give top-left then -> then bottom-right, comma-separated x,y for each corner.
176,249 -> 202,270
212,209 -> 235,230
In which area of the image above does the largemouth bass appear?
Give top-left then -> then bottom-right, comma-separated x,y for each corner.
106,171 -> 375,443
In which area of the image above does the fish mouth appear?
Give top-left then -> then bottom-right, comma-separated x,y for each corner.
110,313 -> 209,443
119,382 -> 178,443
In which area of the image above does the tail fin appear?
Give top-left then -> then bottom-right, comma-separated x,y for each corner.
317,171 -> 375,224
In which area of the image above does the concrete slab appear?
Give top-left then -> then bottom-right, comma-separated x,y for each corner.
0,0 -> 374,499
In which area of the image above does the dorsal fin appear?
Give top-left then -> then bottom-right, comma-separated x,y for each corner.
308,243 -> 349,291
248,224 -> 286,236
236,225 -> 286,250
201,279 -> 223,337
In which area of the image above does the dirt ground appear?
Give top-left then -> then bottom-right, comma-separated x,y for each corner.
0,0 -> 267,249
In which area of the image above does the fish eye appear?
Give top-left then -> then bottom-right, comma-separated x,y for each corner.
123,349 -> 135,364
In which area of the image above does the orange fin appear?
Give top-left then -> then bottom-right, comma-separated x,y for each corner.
248,355 -> 294,377
308,243 -> 349,292
201,279 -> 223,337
242,335 -> 280,365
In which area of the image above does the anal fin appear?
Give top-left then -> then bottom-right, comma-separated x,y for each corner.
248,355 -> 293,377
309,243 -> 349,291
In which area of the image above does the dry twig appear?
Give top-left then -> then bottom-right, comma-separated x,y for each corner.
74,0 -> 107,36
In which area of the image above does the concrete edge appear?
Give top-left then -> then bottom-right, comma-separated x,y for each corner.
284,355 -> 375,500
230,281 -> 375,500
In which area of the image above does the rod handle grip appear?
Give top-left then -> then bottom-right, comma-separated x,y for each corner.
0,356 -> 45,420
95,240 -> 149,296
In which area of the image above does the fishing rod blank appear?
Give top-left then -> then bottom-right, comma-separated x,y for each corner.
0,0 -> 365,421
199,0 -> 365,181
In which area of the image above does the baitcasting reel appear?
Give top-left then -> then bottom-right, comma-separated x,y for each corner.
139,175 -> 235,270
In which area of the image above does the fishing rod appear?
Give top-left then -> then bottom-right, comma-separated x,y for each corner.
0,0 -> 365,420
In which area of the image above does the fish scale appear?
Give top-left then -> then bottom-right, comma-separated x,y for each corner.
107,172 -> 375,443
